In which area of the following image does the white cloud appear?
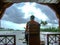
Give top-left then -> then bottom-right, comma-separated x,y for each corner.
1,2 -> 58,30
20,2 -> 49,21
1,20 -> 23,30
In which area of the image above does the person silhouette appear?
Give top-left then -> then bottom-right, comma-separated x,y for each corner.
25,15 -> 40,45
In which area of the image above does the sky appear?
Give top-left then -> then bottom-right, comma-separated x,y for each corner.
0,2 -> 59,30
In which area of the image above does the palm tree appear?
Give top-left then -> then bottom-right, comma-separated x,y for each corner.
41,20 -> 47,26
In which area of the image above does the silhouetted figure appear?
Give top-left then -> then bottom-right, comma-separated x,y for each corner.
25,15 -> 40,45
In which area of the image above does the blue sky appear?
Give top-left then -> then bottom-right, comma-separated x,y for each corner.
1,2 -> 59,30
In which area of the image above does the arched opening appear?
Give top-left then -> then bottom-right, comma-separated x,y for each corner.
1,2 -> 59,30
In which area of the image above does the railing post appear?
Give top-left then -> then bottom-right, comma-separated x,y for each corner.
47,34 -> 49,45
5,44 -> 7,45
14,35 -> 16,45
59,35 -> 60,45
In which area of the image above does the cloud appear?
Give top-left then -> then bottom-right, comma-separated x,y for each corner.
1,20 -> 25,30
1,20 -> 58,30
1,2 -> 58,29
35,4 -> 58,20
2,2 -> 58,22
2,4 -> 28,23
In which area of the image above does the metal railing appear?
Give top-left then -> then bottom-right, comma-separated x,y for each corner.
41,32 -> 60,45
0,35 -> 16,45
47,34 -> 60,45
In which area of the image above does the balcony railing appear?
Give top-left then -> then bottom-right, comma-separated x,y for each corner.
0,35 -> 16,45
47,34 -> 60,45
41,32 -> 60,45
